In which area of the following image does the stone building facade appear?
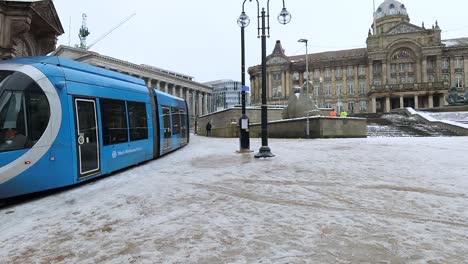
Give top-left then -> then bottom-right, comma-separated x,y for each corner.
0,0 -> 63,59
52,45 -> 212,118
248,0 -> 468,113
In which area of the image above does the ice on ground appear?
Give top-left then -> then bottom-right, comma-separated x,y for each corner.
1,135 -> 468,263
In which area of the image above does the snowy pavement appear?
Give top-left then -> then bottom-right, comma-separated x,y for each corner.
1,135 -> 468,263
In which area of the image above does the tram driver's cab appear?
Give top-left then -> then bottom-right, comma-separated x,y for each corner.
0,70 -> 50,153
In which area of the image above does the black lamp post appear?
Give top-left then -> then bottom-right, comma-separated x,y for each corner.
237,3 -> 251,152
238,0 -> 292,158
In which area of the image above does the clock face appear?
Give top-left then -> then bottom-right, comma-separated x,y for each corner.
292,72 -> 299,80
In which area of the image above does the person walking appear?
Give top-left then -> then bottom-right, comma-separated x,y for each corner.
330,109 -> 337,118
206,121 -> 212,137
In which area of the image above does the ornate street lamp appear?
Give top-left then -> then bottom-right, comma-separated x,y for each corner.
239,0 -> 292,158
237,3 -> 251,153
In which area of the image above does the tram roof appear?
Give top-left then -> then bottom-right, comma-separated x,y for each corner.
0,56 -> 146,87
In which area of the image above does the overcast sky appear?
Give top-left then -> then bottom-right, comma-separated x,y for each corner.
53,0 -> 468,84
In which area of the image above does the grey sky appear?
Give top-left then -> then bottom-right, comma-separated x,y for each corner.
53,0 -> 468,84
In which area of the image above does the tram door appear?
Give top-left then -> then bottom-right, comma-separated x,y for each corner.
162,106 -> 171,151
74,98 -> 100,178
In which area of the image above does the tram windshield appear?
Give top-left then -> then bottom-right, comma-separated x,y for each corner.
0,70 -> 50,152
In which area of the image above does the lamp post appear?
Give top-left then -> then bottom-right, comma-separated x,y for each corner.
238,0 -> 292,158
237,3 -> 251,152
298,39 -> 309,97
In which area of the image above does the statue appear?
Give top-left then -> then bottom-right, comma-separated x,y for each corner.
446,87 -> 467,105
282,81 -> 320,119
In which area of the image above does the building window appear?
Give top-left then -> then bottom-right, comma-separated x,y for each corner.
348,101 -> 355,113
314,69 -> 320,79
336,83 -> 342,95
358,65 -> 366,76
399,63 -> 406,72
325,103 -> 332,109
325,69 -> 331,78
347,66 -> 354,77
272,72 -> 282,97
428,75 -> 435,82
347,82 -> 353,94
455,74 -> 463,88
408,76 -> 414,83
359,82 -> 366,94
390,64 -> 397,73
455,57 -> 464,69
314,85 -> 319,96
442,58 -> 449,70
373,63 -> 382,75
325,83 -> 331,96
335,67 -> 342,78
442,74 -> 449,81
399,76 -> 406,83
407,63 -> 414,72
373,79 -> 381,86
360,100 -> 367,111
391,78 -> 397,85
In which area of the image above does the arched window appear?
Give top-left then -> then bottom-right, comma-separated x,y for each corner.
389,4 -> 396,15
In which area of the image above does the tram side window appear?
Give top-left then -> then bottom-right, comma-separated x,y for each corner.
127,101 -> 148,141
162,106 -> 171,138
100,99 -> 128,145
171,107 -> 181,135
179,109 -> 186,138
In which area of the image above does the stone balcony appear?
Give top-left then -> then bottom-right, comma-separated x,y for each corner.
369,81 -> 449,94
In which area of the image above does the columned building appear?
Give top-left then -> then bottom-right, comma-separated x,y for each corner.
52,45 -> 213,118
0,0 -> 63,59
248,0 -> 468,113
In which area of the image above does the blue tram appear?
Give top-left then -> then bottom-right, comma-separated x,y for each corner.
0,56 -> 189,199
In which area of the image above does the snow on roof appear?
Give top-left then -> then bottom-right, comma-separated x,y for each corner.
442,38 -> 468,48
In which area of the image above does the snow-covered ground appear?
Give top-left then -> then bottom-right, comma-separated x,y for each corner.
1,135 -> 468,263
423,111 -> 468,124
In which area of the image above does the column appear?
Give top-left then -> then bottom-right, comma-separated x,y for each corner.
198,93 -> 203,116
400,96 -> 404,109
449,56 -> 456,86
385,97 -> 391,112
146,78 -> 152,88
464,55 -> 468,86
382,61 -> 387,85
436,55 -> 442,82
164,82 -> 168,94
414,95 -> 419,109
179,86 -> 184,99
281,71 -> 286,97
422,57 -> 428,83
285,70 -> 290,97
268,73 -> 273,99
428,95 -> 434,108
186,88 -> 190,104
203,93 -> 208,115
368,62 -> 374,86
371,96 -> 377,113
192,90 -> 197,116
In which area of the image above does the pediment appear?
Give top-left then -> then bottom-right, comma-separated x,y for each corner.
267,56 -> 290,65
31,0 -> 64,34
387,23 -> 423,35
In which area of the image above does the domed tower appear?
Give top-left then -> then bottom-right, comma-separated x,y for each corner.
373,0 -> 410,35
